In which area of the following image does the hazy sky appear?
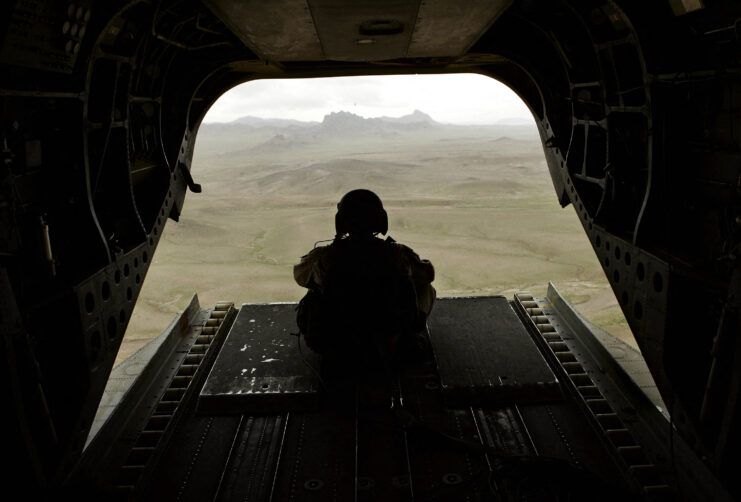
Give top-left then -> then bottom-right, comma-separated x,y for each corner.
203,73 -> 534,125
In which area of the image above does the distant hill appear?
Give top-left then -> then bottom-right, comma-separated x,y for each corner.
203,111 -> 535,129
315,110 -> 432,136
250,133 -> 309,152
492,136 -> 527,143
495,117 -> 534,126
196,110 -> 540,158
378,109 -> 436,124
230,116 -> 319,127
320,111 -> 377,133
205,110 -> 438,129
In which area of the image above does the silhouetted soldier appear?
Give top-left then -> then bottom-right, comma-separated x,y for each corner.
294,189 -> 435,369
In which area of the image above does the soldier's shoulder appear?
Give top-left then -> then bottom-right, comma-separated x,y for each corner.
300,243 -> 335,261
381,238 -> 421,261
393,241 -> 421,257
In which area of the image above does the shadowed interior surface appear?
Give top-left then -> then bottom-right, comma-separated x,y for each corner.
428,296 -> 560,406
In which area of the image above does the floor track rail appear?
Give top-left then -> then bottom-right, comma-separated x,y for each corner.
512,292 -> 672,500
115,302 -> 236,495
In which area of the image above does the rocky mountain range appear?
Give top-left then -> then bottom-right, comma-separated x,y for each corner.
195,110 -> 537,157
208,109 -> 436,128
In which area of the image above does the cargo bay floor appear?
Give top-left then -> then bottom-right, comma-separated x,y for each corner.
77,286 -> 701,501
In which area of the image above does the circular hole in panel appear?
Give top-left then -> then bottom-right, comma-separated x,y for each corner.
153,227 -> 158,236
106,316 -> 117,339
613,270 -> 620,283
84,292 -> 95,313
304,479 -> 324,490
636,262 -> 645,281
624,252 -> 631,266
160,208 -> 165,216
605,241 -> 611,251
604,257 -> 610,268
149,237 -> 154,246
596,236 -> 601,248
588,222 -> 593,230
126,287 -> 133,301
653,272 -> 664,293
442,473 -> 463,485
634,301 -> 643,320
119,309 -> 126,323
168,190 -> 172,198
114,270 -> 121,283
135,274 -> 141,284
615,247 -> 621,260
133,257 -> 139,268
101,281 -> 110,301
142,251 -> 148,263
123,264 -> 130,277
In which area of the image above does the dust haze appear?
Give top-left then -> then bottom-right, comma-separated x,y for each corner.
118,111 -> 632,362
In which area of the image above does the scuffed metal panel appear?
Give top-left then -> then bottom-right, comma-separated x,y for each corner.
428,296 -> 561,406
408,0 -> 513,58
199,303 -> 321,414
308,0 -> 420,62
203,0 -> 323,61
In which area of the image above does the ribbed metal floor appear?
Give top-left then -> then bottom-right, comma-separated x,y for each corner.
138,297 -> 634,501
80,292 -> 702,501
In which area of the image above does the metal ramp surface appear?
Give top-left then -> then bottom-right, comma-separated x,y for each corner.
83,292 -> 709,501
427,296 -> 561,406
198,303 -> 321,414
201,297 -> 560,414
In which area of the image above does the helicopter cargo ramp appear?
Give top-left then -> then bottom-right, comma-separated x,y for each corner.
74,289 -> 732,500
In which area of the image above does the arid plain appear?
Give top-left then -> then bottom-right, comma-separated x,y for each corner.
118,112 -> 633,363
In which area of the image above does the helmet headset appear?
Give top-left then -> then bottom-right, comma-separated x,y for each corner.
335,189 -> 388,237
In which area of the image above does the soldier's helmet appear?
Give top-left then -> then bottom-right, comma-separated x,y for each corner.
335,189 -> 388,236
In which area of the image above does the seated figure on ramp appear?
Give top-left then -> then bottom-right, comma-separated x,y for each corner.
294,189 -> 436,370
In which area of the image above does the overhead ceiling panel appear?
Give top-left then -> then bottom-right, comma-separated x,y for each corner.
407,0 -> 513,58
308,0 -> 421,62
203,0 -> 513,63
203,0 -> 324,61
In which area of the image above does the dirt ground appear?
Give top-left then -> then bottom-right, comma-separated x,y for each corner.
117,123 -> 636,363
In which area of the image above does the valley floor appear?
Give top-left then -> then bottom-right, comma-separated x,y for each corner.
118,124 -> 634,363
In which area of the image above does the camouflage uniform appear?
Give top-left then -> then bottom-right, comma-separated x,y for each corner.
293,235 -> 436,318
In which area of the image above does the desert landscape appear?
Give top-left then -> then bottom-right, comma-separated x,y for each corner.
117,110 -> 632,363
